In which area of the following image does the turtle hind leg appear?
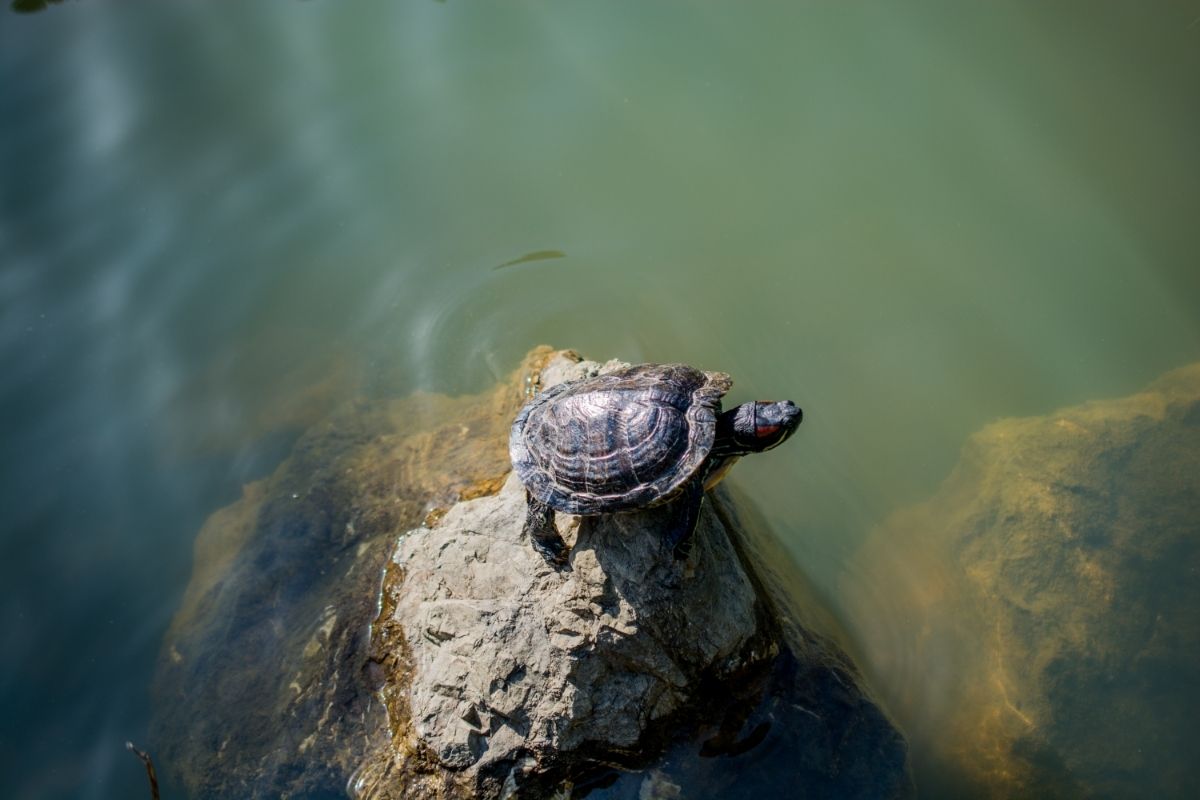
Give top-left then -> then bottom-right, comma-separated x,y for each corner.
524,491 -> 569,568
666,478 -> 705,561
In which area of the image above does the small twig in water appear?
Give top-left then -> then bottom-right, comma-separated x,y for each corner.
125,741 -> 161,800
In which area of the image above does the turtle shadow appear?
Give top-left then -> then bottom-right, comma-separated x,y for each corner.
570,500 -> 702,612
566,494 -> 767,679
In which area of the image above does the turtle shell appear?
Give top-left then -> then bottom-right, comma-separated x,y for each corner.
509,363 -> 732,515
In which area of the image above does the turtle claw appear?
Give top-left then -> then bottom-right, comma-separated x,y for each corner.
524,491 -> 570,570
672,538 -> 693,562
532,536 -> 571,570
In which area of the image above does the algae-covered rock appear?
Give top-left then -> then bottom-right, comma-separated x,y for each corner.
845,363 -> 1200,798
152,347 -> 560,797
154,348 -> 909,799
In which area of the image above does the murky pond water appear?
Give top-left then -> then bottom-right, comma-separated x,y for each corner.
2,1 -> 1198,797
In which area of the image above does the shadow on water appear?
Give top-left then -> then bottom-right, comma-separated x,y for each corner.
11,0 -> 63,13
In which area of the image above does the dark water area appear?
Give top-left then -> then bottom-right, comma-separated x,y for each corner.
2,1 -> 1199,798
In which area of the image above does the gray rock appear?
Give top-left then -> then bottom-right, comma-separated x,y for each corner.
373,356 -> 774,794
391,470 -> 768,783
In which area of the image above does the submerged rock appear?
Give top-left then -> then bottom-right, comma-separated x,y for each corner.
845,363 -> 1200,798
154,348 -> 909,798
152,347 -> 559,798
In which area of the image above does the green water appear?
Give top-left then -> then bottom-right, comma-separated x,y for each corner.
2,1 -> 1198,797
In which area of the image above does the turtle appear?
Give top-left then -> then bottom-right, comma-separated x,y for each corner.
509,363 -> 803,566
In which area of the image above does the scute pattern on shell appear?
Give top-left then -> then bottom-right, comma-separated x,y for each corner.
510,363 -> 732,515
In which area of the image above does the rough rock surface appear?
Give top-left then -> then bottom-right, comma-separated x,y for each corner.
154,347 -> 910,799
388,472 -> 769,790
845,362 -> 1200,798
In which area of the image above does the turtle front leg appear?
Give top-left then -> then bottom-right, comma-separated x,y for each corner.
524,491 -> 569,568
666,478 -> 705,561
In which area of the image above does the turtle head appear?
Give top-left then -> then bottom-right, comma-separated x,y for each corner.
719,400 -> 803,454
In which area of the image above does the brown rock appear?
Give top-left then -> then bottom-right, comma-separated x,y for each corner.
845,363 -> 1200,798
